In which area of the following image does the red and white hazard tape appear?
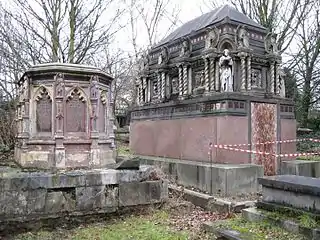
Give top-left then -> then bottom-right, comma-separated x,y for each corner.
221,138 -> 320,148
213,144 -> 320,158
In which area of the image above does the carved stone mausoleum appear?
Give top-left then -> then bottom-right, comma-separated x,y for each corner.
15,63 -> 116,169
130,5 -> 296,175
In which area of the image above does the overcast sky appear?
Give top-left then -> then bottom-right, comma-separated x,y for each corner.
112,0 -> 213,55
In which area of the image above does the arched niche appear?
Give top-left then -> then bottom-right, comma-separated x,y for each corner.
34,86 -> 52,133
65,87 -> 88,133
218,37 -> 236,52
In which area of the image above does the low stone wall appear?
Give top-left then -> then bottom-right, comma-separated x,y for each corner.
0,168 -> 168,222
281,160 -> 320,177
137,155 -> 263,196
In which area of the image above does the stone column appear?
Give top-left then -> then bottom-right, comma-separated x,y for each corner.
142,77 -> 147,102
20,76 -> 30,152
203,57 -> 210,93
209,58 -> 215,92
161,71 -> 166,99
275,61 -> 280,95
157,72 -> 161,99
270,61 -> 275,94
239,53 -> 247,91
54,73 -> 66,169
247,56 -> 252,90
188,66 -> 193,95
183,64 -> 188,96
178,65 -> 183,97
215,59 -> 220,92
147,78 -> 151,102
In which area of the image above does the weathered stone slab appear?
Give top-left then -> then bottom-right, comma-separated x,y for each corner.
258,175 -> 320,196
262,186 -> 320,214
111,157 -> 140,170
0,191 -> 28,216
119,180 -> 168,206
138,155 -> 263,196
217,229 -> 255,240
281,160 -> 320,178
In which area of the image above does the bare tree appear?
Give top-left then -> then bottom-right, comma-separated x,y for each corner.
2,0 -> 123,64
291,2 -> 320,125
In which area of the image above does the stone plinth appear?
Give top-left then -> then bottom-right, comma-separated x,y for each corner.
138,155 -> 263,196
15,63 -> 116,170
131,93 -> 296,174
259,175 -> 320,213
0,167 -> 168,222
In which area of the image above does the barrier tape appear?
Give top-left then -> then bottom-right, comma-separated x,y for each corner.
213,144 -> 320,158
221,138 -> 320,148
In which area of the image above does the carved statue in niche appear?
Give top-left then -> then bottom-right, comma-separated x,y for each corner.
23,76 -> 29,101
193,71 -> 205,94
158,47 -> 169,65
205,26 -> 219,49
171,77 -> 179,94
55,73 -> 64,97
279,68 -> 286,97
139,52 -> 149,72
90,76 -> 99,98
236,26 -> 249,48
251,69 -> 262,88
265,33 -> 279,54
219,49 -> 233,92
179,38 -> 191,57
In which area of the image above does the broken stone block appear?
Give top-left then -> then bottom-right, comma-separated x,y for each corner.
107,158 -> 140,170
119,180 -> 167,207
76,186 -> 106,211
27,189 -> 47,214
45,191 -> 76,214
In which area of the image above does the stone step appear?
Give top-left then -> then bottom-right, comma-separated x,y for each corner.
256,200 -> 320,221
202,221 -> 255,240
242,207 -> 320,239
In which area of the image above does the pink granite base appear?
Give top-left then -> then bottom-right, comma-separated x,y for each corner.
130,116 -> 250,164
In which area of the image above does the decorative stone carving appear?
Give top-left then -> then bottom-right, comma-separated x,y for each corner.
179,38 -> 191,57
158,47 -> 169,65
279,68 -> 286,97
67,87 -> 86,102
236,26 -> 249,48
90,76 -> 99,99
265,33 -> 279,54
100,90 -> 108,105
152,79 -> 158,96
251,69 -> 262,88
139,52 -> 149,72
205,26 -> 219,49
55,73 -> 64,97
171,77 -> 179,94
23,76 -> 29,101
219,49 -> 233,92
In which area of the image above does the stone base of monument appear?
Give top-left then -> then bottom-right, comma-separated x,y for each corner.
241,175 -> 320,239
281,160 -> 320,178
137,155 -> 263,197
0,166 -> 168,225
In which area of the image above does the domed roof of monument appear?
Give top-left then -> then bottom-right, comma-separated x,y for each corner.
156,4 -> 265,46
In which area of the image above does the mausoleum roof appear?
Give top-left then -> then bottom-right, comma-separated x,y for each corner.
156,4 -> 266,47
18,63 -> 113,84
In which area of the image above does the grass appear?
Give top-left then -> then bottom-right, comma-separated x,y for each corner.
213,215 -> 308,240
12,210 -> 191,240
297,156 -> 320,161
